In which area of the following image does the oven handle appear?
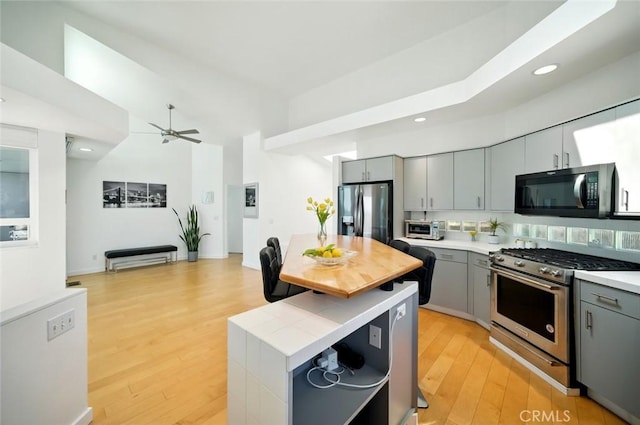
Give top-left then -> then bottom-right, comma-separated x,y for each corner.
492,267 -> 561,291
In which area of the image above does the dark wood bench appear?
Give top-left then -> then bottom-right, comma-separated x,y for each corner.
104,245 -> 178,271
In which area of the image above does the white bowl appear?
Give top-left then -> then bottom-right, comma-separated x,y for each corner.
307,250 -> 357,266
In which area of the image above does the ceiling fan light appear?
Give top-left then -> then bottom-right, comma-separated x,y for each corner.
165,134 -> 178,141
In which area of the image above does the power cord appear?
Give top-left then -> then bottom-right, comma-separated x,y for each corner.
306,309 -> 402,390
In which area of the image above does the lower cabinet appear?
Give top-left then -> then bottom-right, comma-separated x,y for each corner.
428,248 -> 469,313
576,279 -> 640,419
469,253 -> 491,329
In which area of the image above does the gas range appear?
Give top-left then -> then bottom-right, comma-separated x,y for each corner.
490,248 -> 640,285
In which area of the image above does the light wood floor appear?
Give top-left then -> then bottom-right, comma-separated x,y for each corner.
73,256 -> 626,425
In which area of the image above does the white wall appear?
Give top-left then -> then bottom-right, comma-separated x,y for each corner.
1,289 -> 91,425
191,143 -> 225,259
242,132 -> 333,269
66,134 -> 193,275
0,129 -> 66,311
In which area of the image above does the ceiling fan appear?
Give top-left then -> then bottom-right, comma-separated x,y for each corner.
148,104 -> 201,144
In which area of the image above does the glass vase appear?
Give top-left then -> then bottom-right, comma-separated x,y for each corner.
317,221 -> 327,246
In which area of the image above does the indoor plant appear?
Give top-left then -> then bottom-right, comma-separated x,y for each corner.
487,217 -> 507,244
173,205 -> 210,261
306,196 -> 335,245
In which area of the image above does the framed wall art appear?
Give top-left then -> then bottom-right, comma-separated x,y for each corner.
244,182 -> 259,218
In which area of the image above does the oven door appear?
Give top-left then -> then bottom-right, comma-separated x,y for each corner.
491,267 -> 569,362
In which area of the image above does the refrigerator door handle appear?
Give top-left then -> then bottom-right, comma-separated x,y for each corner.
354,186 -> 364,237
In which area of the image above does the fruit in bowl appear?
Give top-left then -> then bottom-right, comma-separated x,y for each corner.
303,244 -> 342,258
302,244 -> 356,266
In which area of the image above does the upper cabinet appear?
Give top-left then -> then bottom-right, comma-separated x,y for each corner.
490,138 -> 525,212
342,156 -> 394,183
403,156 -> 427,211
524,126 -> 563,173
427,153 -> 454,210
562,108 -> 616,169
454,149 -> 485,210
614,100 -> 640,214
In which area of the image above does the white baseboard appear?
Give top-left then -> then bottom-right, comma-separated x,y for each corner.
420,304 -> 475,322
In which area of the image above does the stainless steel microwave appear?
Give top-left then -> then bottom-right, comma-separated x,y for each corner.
514,163 -> 615,218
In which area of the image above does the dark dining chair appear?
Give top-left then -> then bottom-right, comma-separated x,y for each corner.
259,246 -> 307,303
389,239 -> 411,254
402,246 -> 436,306
266,237 -> 283,265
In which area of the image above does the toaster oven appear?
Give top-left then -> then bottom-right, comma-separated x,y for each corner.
405,220 -> 444,240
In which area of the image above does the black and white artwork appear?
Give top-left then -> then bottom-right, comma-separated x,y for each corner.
103,181 -> 126,208
244,182 -> 258,218
126,182 -> 149,208
148,183 -> 167,208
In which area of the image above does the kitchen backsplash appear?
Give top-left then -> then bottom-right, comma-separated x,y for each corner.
407,210 -> 640,263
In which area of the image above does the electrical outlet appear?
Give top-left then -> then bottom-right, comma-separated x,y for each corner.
397,303 -> 406,320
47,309 -> 75,341
369,325 -> 382,349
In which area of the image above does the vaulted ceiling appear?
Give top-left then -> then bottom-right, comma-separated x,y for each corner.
1,1 -> 639,157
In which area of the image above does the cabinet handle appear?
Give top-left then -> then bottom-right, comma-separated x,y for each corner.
430,198 -> 433,208
362,172 -> 365,181
421,198 -> 424,208
367,171 -> 370,181
478,259 -> 488,266
623,189 -> 629,211
585,310 -> 592,330
591,292 -> 619,306
477,196 -> 481,208
553,154 -> 559,169
441,254 -> 454,259
564,152 -> 570,168
486,274 -> 490,287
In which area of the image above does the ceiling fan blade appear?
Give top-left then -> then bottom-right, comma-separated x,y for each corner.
149,123 -> 166,131
177,135 -> 202,144
162,139 -> 170,144
176,129 -> 200,135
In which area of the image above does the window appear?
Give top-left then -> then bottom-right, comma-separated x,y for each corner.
0,125 -> 38,245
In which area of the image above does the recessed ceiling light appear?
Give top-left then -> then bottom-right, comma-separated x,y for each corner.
414,117 -> 426,123
79,147 -> 93,152
533,64 -> 559,76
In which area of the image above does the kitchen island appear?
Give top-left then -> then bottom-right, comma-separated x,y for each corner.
227,235 -> 422,425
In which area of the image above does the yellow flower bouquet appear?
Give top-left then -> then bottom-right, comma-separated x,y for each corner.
307,196 -> 335,244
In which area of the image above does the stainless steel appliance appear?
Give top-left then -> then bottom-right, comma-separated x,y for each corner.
515,163 -> 615,218
405,220 -> 444,240
490,248 -> 640,387
337,182 -> 392,244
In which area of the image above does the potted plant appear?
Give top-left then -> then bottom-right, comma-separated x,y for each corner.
487,217 -> 507,244
173,205 -> 210,262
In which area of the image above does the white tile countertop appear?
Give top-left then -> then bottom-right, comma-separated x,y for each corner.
398,237 -> 513,256
574,270 -> 640,295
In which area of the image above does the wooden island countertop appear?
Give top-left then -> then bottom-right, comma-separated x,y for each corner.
280,234 -> 422,298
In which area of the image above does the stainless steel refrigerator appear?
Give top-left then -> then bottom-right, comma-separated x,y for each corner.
337,182 -> 393,244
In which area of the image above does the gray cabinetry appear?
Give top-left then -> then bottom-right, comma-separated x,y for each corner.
427,153 -> 454,210
562,109 -> 616,170
576,279 -> 640,419
469,253 -> 491,329
428,248 -> 468,313
403,156 -> 427,211
614,99 -> 640,215
454,149 -> 485,210
524,125 -> 563,173
489,137 -> 525,211
342,156 -> 395,183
